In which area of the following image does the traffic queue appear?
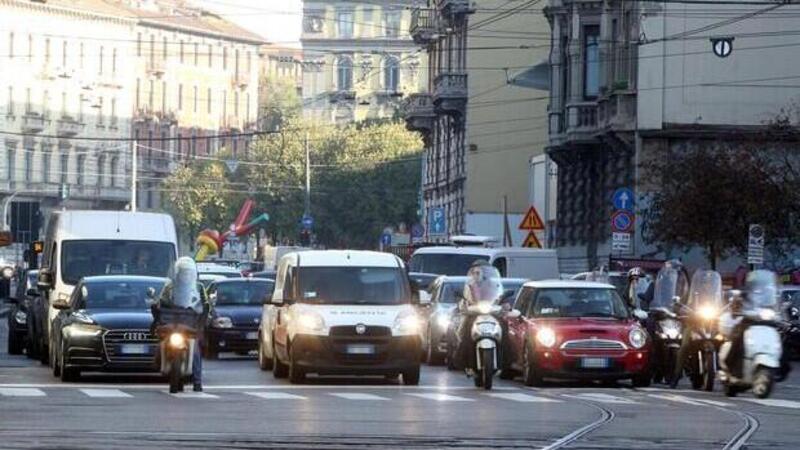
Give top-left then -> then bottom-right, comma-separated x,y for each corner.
2,210 -> 798,400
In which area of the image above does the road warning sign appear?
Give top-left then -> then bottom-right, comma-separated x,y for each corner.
522,231 -> 542,248
519,206 -> 545,231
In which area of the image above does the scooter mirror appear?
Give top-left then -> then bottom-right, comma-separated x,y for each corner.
633,309 -> 648,320
506,309 -> 521,319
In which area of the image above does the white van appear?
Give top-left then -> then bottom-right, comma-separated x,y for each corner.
259,250 -> 422,384
262,245 -> 309,271
409,246 -> 559,280
37,211 -> 179,363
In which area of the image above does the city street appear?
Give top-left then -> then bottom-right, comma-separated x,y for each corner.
2,320 -> 799,449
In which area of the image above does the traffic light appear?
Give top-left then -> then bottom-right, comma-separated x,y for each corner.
31,240 -> 44,254
299,229 -> 311,247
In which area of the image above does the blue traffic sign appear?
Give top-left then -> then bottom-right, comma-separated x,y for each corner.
611,211 -> 634,233
429,207 -> 446,235
612,188 -> 635,211
301,215 -> 314,230
411,223 -> 424,239
381,233 -> 392,246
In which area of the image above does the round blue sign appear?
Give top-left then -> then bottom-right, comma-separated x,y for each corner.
612,188 -> 635,212
611,211 -> 634,233
301,215 -> 314,229
381,233 -> 392,246
411,224 -> 424,239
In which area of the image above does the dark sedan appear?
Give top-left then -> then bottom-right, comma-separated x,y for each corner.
50,276 -> 167,382
205,278 -> 275,359
6,270 -> 38,355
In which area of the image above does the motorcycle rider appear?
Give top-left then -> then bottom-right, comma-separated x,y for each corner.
660,259 -> 693,389
454,261 -> 504,371
625,267 -> 650,310
152,257 -> 209,392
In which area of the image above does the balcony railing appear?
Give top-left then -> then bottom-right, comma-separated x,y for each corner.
433,72 -> 467,115
146,58 -> 165,76
410,8 -> 438,45
436,0 -> 474,16
21,112 -> 46,133
55,116 -> 84,137
232,72 -> 251,88
402,93 -> 435,134
567,102 -> 597,131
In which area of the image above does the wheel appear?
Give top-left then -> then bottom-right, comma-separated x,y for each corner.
402,366 -> 421,386
40,340 -> 49,365
258,338 -> 273,371
689,353 -> 703,390
272,342 -> 288,379
7,330 -> 23,355
480,348 -> 494,391
26,327 -> 39,359
203,340 -> 218,360
288,345 -> 305,384
702,349 -> 716,392
499,368 -> 516,380
425,330 -> 445,366
446,345 -> 456,371
522,344 -> 542,387
51,342 -> 61,378
663,347 -> 677,385
724,383 -> 739,397
169,357 -> 182,394
633,374 -> 652,388
752,367 -> 774,399
59,343 -> 79,382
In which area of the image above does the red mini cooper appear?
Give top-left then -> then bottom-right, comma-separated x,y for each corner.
504,280 -> 651,387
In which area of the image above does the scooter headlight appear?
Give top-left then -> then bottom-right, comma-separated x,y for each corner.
211,316 -> 233,329
661,320 -> 681,340
629,328 -> 647,349
536,327 -> 556,348
477,302 -> 492,315
393,310 -> 420,336
698,304 -> 718,321
758,308 -> 776,321
436,314 -> 451,331
14,310 -> 27,325
169,333 -> 186,349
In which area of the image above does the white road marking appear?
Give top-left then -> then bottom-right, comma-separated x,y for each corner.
330,393 -> 390,401
486,392 -> 562,403
0,383 -> 518,391
407,393 -> 474,402
246,392 -> 307,400
647,393 -> 732,407
741,398 -> 800,409
0,388 -> 46,397
166,391 -> 219,399
565,393 -> 638,404
80,389 -> 132,398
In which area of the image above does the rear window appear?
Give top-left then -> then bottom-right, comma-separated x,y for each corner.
214,280 -> 275,305
409,253 -> 489,276
297,266 -> 410,305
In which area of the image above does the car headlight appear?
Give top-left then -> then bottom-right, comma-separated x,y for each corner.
698,304 -> 718,321
629,328 -> 647,349
68,324 -> 103,338
1,266 -> 14,280
758,308 -> 776,321
212,316 -> 233,329
661,320 -> 681,340
477,302 -> 493,315
393,310 -> 420,336
72,312 -> 95,325
536,327 -> 556,348
169,332 -> 186,349
476,321 -> 500,335
295,312 -> 326,335
14,310 -> 27,325
436,314 -> 451,331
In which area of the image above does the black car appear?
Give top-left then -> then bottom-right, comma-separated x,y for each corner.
205,278 -> 274,359
249,270 -> 277,280
782,286 -> 800,358
50,275 -> 167,382
6,270 -> 38,355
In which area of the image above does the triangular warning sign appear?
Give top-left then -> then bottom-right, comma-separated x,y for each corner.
522,231 -> 542,248
519,206 -> 545,231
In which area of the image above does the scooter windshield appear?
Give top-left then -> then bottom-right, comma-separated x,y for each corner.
748,270 -> 779,309
688,270 -> 723,308
652,267 -> 687,310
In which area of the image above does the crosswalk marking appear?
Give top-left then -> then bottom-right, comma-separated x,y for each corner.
167,391 -> 219,399
647,393 -> 727,407
741,398 -> 800,409
566,393 -> 638,404
80,389 -> 132,398
486,393 -> 562,403
246,392 -> 307,400
330,393 -> 390,401
407,393 -> 474,402
0,388 -> 46,397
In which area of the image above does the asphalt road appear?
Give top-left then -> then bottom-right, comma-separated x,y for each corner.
1,320 -> 800,449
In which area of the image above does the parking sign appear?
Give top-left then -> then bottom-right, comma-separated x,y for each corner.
429,207 -> 446,236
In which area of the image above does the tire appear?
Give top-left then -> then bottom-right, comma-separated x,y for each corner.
752,367 -> 774,399
273,342 -> 288,379
689,353 -> 703,390
426,330 -> 444,366
26,326 -> 39,359
702,349 -> 716,392
402,366 -> 421,386
522,343 -> 543,387
51,342 -> 61,378
633,374 -> 652,388
258,338 -> 273,371
480,348 -> 494,391
724,383 -> 739,397
499,368 -> 516,380
169,357 -> 182,394
59,343 -> 79,382
204,343 -> 218,360
446,346 -> 456,371
288,345 -> 305,384
7,330 -> 23,355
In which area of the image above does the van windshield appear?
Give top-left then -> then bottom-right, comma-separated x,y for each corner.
409,253 -> 489,276
297,267 -> 410,305
61,240 -> 175,285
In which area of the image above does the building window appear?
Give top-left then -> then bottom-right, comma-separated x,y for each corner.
137,33 -> 142,56
383,56 -> 399,91
60,153 -> 68,184
61,41 -> 67,67
207,88 -> 212,113
247,51 -> 252,73
110,98 -> 117,126
44,38 -> 50,64
27,34 -> 32,62
7,87 -> 12,115
583,25 -> 600,99
193,86 -> 198,112
79,43 -> 84,69
178,84 -> 183,110
337,11 -> 354,38
208,45 -> 213,68
78,94 -> 84,122
8,32 -> 13,59
194,42 -> 199,66
97,154 -> 105,187
24,149 -> 32,182
246,93 -> 250,123
112,48 -> 117,74
76,154 -> 85,185
162,37 -> 167,61
25,88 -> 31,114
42,90 -> 49,119
235,49 -> 240,78
110,156 -> 118,187
383,11 -> 400,38
223,47 -> 228,70
161,81 -> 167,112
149,34 -> 155,64
234,91 -> 239,117
179,40 -> 184,63
98,46 -> 104,75
337,56 -> 353,91
42,150 -> 50,183
148,80 -> 154,110
6,146 -> 14,181
135,78 -> 141,110
61,91 -> 66,117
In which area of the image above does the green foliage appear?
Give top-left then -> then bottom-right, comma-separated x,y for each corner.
162,162 -> 232,238
258,75 -> 301,132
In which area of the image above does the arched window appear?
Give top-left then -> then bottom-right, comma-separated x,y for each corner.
337,56 -> 352,91
110,156 -> 119,188
97,154 -> 105,187
383,56 -> 400,92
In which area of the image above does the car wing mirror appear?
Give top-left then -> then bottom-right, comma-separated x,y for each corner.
37,269 -> 53,291
26,288 -> 39,297
633,309 -> 648,320
506,308 -> 522,319
51,298 -> 70,310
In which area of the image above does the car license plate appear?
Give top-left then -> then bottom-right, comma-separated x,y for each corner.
581,357 -> 609,369
246,332 -> 258,340
347,344 -> 375,355
120,344 -> 148,355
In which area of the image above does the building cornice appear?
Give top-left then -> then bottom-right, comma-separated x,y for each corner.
137,19 -> 264,46
1,0 -> 136,26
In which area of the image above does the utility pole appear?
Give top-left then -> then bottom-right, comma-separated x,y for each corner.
304,132 -> 310,216
131,140 -> 138,212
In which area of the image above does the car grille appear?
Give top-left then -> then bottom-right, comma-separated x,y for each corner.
329,325 -> 391,337
102,329 -> 159,364
561,339 -> 627,350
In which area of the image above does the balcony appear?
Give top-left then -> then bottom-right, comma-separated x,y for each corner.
402,93 -> 435,135
436,0 -> 474,19
55,116 -> 84,137
328,89 -> 356,104
597,90 -> 637,132
146,58 -> 165,76
21,112 -> 46,133
433,72 -> 467,116
222,115 -> 242,131
410,8 -> 439,45
232,72 -> 251,88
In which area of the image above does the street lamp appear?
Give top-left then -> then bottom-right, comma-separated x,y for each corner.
2,191 -> 20,231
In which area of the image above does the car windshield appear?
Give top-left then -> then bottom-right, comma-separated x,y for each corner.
202,271 -> 242,278
499,281 -> 525,304
26,272 -> 38,288
532,288 -> 630,319
783,289 -> 800,307
297,267 -> 410,305
80,279 -> 166,310
61,240 -> 175,285
439,281 -> 466,304
409,253 -> 489,276
214,280 -> 274,305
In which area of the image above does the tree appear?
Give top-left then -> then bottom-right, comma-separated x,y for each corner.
162,162 -> 233,245
258,75 -> 301,132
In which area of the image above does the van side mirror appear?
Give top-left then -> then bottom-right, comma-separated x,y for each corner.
272,295 -> 285,306
26,288 -> 39,297
146,287 -> 157,299
51,297 -> 70,310
38,269 -> 53,291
